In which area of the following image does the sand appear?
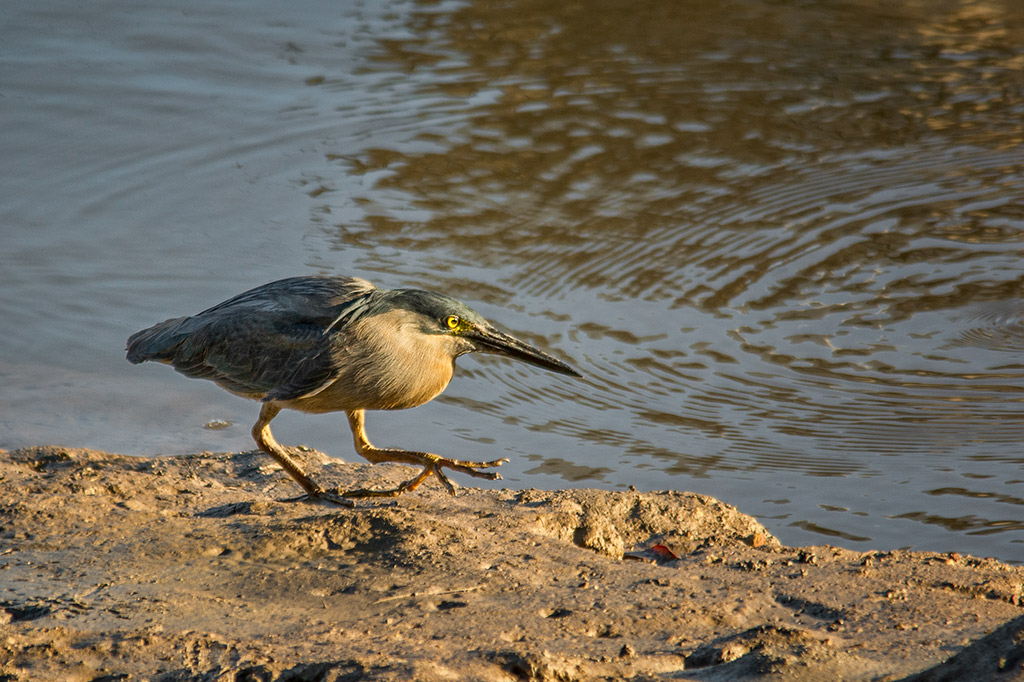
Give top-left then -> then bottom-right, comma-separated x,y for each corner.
0,445 -> 1022,681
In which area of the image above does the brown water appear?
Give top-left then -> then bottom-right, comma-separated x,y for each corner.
3,0 -> 1024,561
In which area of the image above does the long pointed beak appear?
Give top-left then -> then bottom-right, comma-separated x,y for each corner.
468,325 -> 583,378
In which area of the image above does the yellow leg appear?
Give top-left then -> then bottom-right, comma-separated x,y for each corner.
251,403 -> 353,506
337,409 -> 508,498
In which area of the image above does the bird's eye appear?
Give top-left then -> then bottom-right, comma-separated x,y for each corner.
445,315 -> 461,330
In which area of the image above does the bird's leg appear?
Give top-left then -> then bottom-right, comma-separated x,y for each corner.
251,403 -> 353,507
336,409 -> 509,498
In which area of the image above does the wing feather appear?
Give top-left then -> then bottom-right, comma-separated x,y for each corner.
128,276 -> 378,401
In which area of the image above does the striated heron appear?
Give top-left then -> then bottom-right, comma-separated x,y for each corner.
126,276 -> 581,505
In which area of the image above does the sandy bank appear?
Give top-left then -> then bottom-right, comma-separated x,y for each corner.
0,446 -> 1021,681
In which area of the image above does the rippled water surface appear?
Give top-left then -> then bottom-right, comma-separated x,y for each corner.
3,0 -> 1024,560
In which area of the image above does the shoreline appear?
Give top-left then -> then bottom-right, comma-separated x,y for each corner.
1,445 -> 1021,681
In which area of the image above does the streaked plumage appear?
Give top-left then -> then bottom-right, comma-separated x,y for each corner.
127,275 -> 581,502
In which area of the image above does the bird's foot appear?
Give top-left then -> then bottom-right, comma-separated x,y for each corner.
286,486 -> 356,507
339,454 -> 510,499
314,489 -> 358,507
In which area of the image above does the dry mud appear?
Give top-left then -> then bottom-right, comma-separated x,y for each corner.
0,446 -> 1022,681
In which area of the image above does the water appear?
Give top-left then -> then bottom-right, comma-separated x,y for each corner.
3,0 -> 1024,561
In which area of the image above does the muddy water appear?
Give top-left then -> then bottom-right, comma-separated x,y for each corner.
3,0 -> 1024,560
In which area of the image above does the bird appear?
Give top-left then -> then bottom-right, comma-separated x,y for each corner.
126,275 -> 582,505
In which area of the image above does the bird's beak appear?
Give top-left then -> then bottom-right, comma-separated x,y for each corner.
468,325 -> 583,378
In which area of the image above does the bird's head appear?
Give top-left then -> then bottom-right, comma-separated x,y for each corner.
385,289 -> 582,378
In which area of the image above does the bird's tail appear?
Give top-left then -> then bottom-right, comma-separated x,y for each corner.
125,316 -> 191,364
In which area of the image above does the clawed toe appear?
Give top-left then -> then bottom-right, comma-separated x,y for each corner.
290,488 -> 356,507
281,491 -> 356,507
424,455 -> 508,495
313,490 -> 357,507
276,447 -> 509,502
337,455 -> 508,499
340,410 -> 511,499
445,457 -> 508,481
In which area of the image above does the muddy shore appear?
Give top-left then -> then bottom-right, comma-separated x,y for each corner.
0,445 -> 1021,681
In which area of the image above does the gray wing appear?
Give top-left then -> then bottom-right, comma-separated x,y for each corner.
127,276 -> 377,401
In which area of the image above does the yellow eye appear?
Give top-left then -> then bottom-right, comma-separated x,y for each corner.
445,315 -> 460,330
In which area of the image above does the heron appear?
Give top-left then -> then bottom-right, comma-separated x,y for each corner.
126,275 -> 581,505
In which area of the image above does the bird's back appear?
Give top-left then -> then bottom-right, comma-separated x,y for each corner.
126,276 -> 377,400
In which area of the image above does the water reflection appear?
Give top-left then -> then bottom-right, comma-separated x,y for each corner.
2,0 -> 1024,561
952,302 -> 1024,352
320,0 -> 1024,554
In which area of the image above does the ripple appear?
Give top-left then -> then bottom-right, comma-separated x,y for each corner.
6,0 -> 1024,562
951,303 -> 1024,353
